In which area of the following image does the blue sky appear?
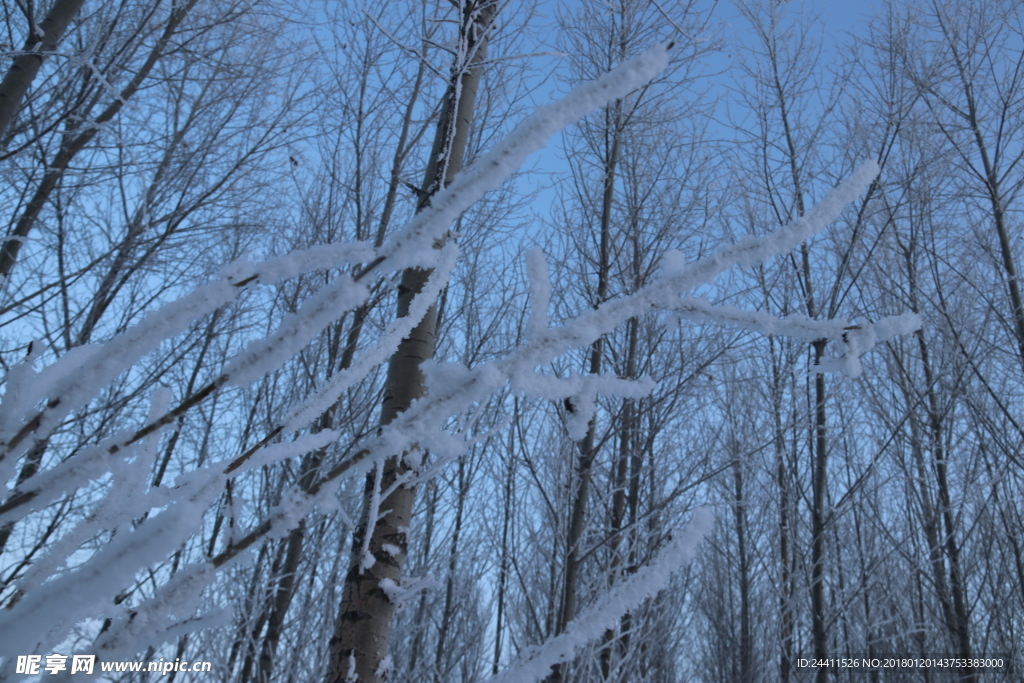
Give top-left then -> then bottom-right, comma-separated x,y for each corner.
515,0 -> 877,231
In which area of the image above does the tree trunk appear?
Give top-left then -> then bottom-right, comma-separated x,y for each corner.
0,0 -> 87,144
732,445 -> 752,683
810,339 -> 829,683
325,4 -> 495,681
433,457 -> 468,683
493,399 -> 517,675
547,99 -> 621,683
600,316 -> 637,680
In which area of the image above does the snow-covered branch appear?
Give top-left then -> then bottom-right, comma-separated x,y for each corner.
488,509 -> 714,683
0,36 -> 920,667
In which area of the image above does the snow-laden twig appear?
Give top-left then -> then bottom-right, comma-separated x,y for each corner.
487,509 -> 714,683
0,475 -> 223,655
377,43 -> 672,270
223,274 -> 369,386
0,43 -> 671,524
0,426 -> 347,657
0,241 -> 375,470
659,295 -> 922,377
193,158 -> 897,589
5,390 -> 172,602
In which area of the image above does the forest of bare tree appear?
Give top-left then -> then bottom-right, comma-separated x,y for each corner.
0,0 -> 1021,681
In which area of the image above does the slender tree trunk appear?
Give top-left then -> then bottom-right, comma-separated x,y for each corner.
433,458 -> 468,683
901,228 -> 976,682
770,337 -> 795,683
325,4 -> 495,681
853,503 -> 880,683
547,100 -> 622,683
493,397 -> 517,675
778,64 -> 834,678
600,316 -> 637,680
917,334 -> 975,683
732,446 -> 753,683
619,397 -> 648,666
810,339 -> 829,683
407,481 -> 438,677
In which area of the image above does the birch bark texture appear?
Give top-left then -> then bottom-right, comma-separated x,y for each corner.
325,3 -> 497,682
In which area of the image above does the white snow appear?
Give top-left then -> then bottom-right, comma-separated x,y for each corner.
488,509 -> 714,683
0,36 -> 920,668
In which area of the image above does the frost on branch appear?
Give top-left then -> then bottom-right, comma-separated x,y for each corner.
0,37 -> 920,669
488,509 -> 714,683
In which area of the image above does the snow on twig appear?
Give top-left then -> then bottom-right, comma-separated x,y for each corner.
488,509 -> 714,683
0,241 -> 375,468
377,43 -> 672,270
283,242 -> 459,432
660,296 -> 922,377
193,157 -> 901,599
0,33 -> 921,667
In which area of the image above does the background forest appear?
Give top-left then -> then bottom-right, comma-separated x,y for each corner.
0,0 -> 1021,681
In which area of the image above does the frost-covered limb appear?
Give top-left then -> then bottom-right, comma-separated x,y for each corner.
659,296 -> 923,377
377,43 -> 673,271
0,427 -> 346,657
812,312 -> 922,377
0,277 -> 237,464
0,420 -> 342,532
5,390 -> 173,602
378,572 -> 438,610
0,474 -> 223,655
487,509 -> 714,683
502,369 -> 656,440
653,160 -> 879,289
511,160 -> 882,376
224,274 -> 369,386
1,273 -> 379,522
0,436 -> 335,658
283,242 -> 459,432
0,241 -> 376,469
89,594 -> 230,668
